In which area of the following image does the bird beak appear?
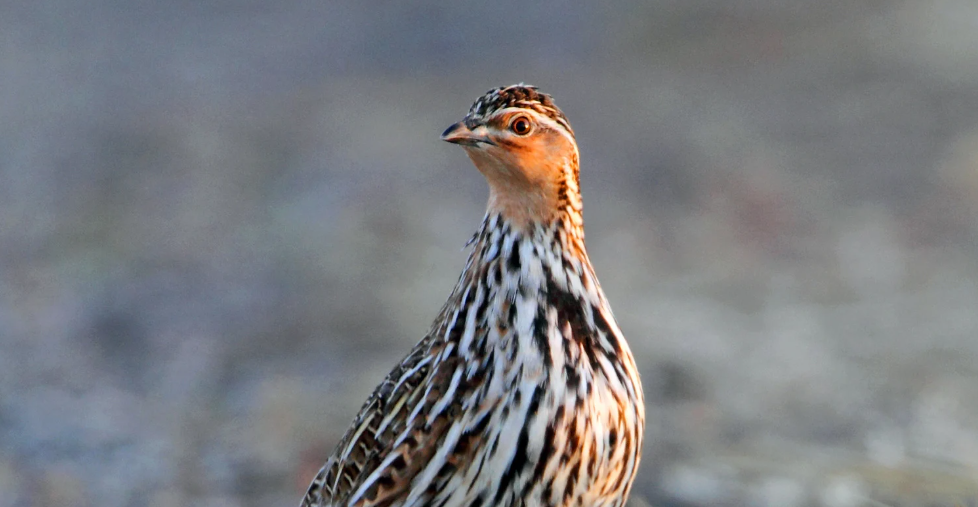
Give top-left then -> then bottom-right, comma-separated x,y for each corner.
441,122 -> 496,146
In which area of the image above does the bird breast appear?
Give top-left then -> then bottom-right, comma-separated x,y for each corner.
429,223 -> 642,507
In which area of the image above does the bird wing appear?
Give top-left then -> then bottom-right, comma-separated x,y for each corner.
300,333 -> 465,507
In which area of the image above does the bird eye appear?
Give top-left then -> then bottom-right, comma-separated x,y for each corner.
510,116 -> 532,135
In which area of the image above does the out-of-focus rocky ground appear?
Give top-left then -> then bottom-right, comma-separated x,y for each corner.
2,1 -> 978,506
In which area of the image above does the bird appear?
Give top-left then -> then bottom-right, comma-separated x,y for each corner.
301,84 -> 644,507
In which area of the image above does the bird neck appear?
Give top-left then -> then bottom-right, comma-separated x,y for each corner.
434,150 -> 631,361
478,153 -> 584,235
436,206 -> 632,383
472,205 -> 589,276
455,203 -> 606,325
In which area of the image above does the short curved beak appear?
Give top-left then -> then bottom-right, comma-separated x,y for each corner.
441,122 -> 495,146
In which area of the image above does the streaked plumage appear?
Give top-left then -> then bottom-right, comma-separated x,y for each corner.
302,84 -> 644,507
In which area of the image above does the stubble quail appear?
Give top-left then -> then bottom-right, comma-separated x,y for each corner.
301,84 -> 645,507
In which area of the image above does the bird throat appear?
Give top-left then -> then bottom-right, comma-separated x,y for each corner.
466,149 -> 580,232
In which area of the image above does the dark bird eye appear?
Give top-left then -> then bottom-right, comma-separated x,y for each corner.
510,116 -> 531,135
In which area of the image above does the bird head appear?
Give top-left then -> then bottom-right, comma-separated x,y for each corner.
442,84 -> 581,230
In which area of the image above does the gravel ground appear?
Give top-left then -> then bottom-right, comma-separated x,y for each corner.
2,2 -> 978,506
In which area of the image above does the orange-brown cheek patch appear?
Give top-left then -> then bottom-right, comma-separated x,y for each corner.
493,137 -> 523,149
462,135 -> 569,230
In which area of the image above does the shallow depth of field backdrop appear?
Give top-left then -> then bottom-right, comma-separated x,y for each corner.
3,2 -> 978,506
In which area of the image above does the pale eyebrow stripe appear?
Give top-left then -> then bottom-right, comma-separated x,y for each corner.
489,108 -> 574,143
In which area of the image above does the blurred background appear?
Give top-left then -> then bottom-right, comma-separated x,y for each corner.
2,1 -> 978,506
